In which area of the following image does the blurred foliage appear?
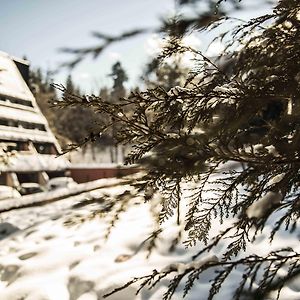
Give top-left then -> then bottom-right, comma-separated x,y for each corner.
60,0 -> 271,68
30,69 -> 108,148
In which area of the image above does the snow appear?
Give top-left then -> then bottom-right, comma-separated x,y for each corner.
0,105 -> 47,125
0,177 -> 126,212
0,51 -> 61,153
0,52 -> 35,102
1,153 -> 69,172
246,191 -> 282,219
0,178 -> 299,300
265,145 -> 280,157
160,255 -> 219,273
68,144 -> 132,164
167,86 -> 191,97
0,125 -> 56,144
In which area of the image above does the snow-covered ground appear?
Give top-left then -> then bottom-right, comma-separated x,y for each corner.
0,178 -> 299,300
68,144 -> 132,164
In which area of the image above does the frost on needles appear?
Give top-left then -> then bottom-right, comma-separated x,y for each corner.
51,0 -> 300,299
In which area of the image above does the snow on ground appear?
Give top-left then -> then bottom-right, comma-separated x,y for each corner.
0,179 -> 299,300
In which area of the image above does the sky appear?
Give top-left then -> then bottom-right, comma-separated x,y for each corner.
0,0 -> 273,94
0,0 -> 176,93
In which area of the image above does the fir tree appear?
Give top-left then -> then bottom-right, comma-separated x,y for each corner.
108,61 -> 128,162
52,0 -> 300,298
65,74 -> 76,94
109,61 -> 128,98
57,75 -> 100,145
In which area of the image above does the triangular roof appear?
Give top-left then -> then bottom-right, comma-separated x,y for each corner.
0,51 -> 59,146
0,51 -> 69,172
0,51 -> 35,102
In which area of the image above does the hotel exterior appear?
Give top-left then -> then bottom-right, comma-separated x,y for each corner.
0,51 -> 69,188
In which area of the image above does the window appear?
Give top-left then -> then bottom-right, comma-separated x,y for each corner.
0,118 -> 46,131
0,96 -> 33,107
17,172 -> 38,184
34,143 -> 56,154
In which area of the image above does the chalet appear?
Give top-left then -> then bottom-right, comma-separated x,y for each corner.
0,51 -> 69,188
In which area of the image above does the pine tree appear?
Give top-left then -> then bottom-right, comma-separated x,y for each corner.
57,75 -> 100,145
52,0 -> 300,298
65,74 -> 76,94
108,61 -> 128,162
109,61 -> 128,98
29,68 -> 69,145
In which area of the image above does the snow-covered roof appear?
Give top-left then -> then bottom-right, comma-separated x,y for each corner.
0,51 -> 63,154
0,125 -> 56,143
0,104 -> 47,124
2,153 -> 70,172
0,52 -> 35,102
